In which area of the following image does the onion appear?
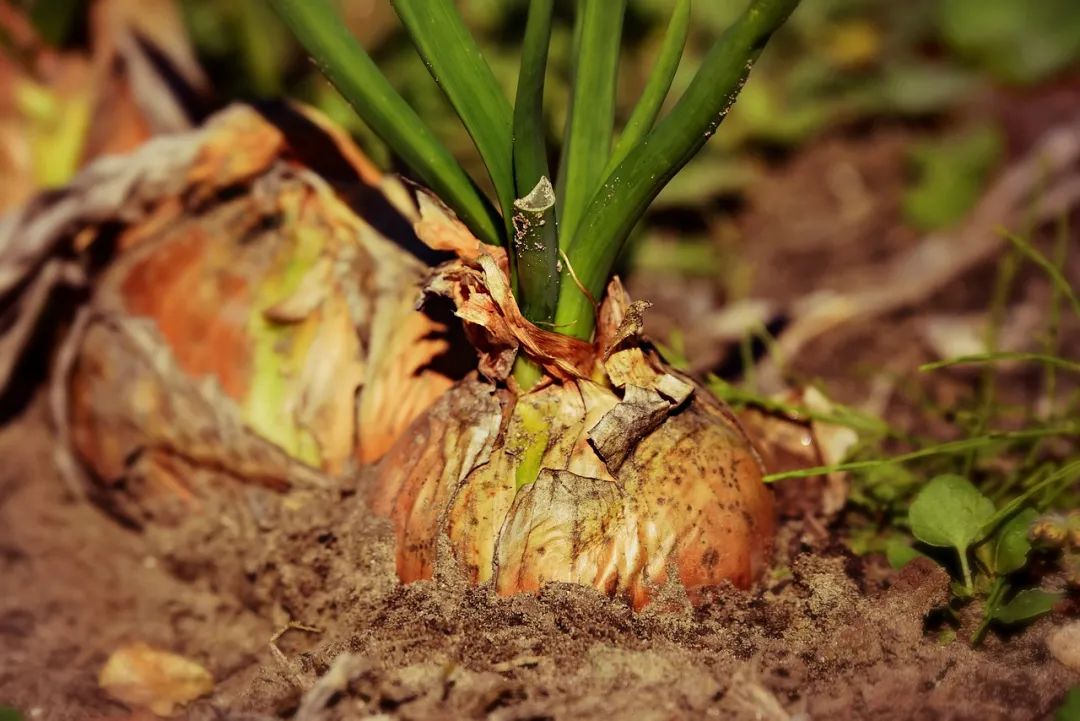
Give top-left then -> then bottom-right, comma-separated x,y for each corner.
372,204 -> 775,607
57,105 -> 460,523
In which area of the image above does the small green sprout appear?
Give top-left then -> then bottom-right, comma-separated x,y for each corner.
908,474 -> 993,594
905,469 -> 1074,643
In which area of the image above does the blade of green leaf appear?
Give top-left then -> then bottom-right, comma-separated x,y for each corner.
555,0 -> 627,251
763,424 -> 1080,482
909,474 -> 994,552
512,0 -> 559,325
1005,229 -> 1080,320
920,352 -> 1080,375
604,0 -> 692,178
908,473 -> 993,593
555,0 -> 800,340
513,0 -> 555,197
390,0 -> 516,224
269,0 -> 503,246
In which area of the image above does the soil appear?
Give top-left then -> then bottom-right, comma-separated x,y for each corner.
2,395 -> 1075,721
2,89 -> 1080,719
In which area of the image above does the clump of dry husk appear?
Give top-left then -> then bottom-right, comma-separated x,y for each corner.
372,201 -> 775,609
1,103 -> 465,525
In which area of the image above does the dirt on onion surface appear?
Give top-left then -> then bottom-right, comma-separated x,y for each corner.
3,88 -> 1080,720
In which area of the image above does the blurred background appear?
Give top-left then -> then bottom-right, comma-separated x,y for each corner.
2,0 -> 1079,371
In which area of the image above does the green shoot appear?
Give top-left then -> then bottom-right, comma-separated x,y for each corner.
1042,217 -> 1070,417
555,0 -> 802,339
390,0 -> 517,226
763,425 -> 1080,482
273,0 -> 800,344
268,0 -> 503,246
555,0 -> 627,251
511,0 -> 559,326
604,0 -> 692,178
920,352 -> 1080,375
1005,228 -> 1080,319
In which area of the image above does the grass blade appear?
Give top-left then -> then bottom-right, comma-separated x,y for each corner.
976,459 -> 1080,542
555,0 -> 800,340
512,0 -> 560,324
1004,229 -> 1080,320
605,0 -> 692,177
270,0 -> 503,246
555,0 -> 628,251
391,0 -> 516,225
763,424 -> 1080,483
921,352 -> 1080,375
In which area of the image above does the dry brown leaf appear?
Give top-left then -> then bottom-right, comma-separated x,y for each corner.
737,386 -> 858,519
98,642 -> 213,717
423,252 -> 594,382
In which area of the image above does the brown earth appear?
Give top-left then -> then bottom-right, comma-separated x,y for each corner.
1,392 -> 1076,721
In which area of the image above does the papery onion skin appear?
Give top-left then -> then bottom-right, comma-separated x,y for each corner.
372,373 -> 774,609
56,105 -> 461,522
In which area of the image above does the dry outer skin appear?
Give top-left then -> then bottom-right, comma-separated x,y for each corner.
1,404 -> 1076,720
372,259 -> 774,608
7,103 -> 473,527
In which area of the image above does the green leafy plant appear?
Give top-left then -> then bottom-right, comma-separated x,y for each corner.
906,473 -> 1068,641
270,0 -> 800,376
898,462 -> 1072,641
719,219 -> 1079,644
908,474 -> 994,593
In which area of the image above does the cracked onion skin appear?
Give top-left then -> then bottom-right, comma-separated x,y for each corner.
370,205 -> 776,609
372,356 -> 775,609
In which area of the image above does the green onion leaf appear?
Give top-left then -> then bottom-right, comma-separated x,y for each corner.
605,0 -> 692,177
269,0 -> 503,246
391,0 -> 516,226
512,0 -> 560,324
556,0 -> 800,340
555,0 -> 627,251
512,177 -> 559,325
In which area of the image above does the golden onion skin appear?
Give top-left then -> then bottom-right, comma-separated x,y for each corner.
373,372 -> 774,609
